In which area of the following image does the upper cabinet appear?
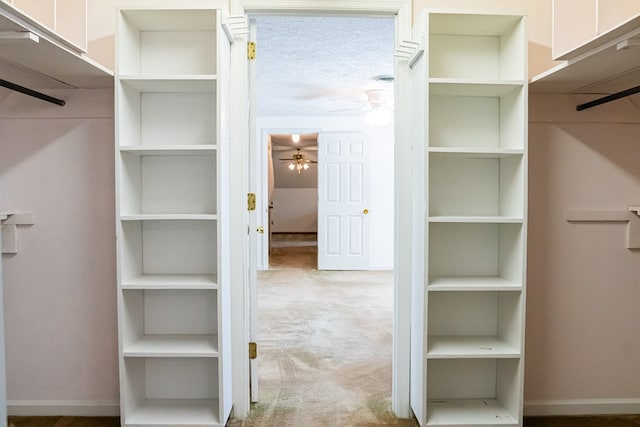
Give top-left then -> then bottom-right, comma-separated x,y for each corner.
8,0 -> 86,50
0,1 -> 111,89
531,1 -> 640,94
553,0 -> 640,60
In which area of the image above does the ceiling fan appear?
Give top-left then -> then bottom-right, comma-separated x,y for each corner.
329,88 -> 394,125
279,148 -> 317,174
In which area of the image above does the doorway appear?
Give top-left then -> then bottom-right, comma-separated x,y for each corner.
248,14 -> 398,424
228,0 -> 414,420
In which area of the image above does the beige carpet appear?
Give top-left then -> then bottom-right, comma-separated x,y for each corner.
227,245 -> 415,427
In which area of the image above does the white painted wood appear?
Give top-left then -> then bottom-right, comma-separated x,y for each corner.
248,18 -> 259,404
122,274 -> 217,290
55,0 -> 87,51
119,76 -> 217,93
530,15 -> 640,94
317,132 -> 371,270
230,0 -> 413,418
0,2 -> 111,89
410,11 -> 527,426
116,4 -> 231,425
125,398 -> 219,426
124,335 -> 218,357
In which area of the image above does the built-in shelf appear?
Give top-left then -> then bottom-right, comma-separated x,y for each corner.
427,336 -> 520,359
119,75 -> 217,92
121,274 -> 218,290
428,276 -> 522,291
428,216 -> 523,223
426,399 -> 518,426
121,214 -> 218,221
124,335 -> 218,358
429,80 -> 524,96
125,398 -> 220,426
428,148 -> 523,158
120,145 -> 217,156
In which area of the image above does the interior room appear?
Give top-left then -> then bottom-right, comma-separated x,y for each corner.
0,1 -> 639,427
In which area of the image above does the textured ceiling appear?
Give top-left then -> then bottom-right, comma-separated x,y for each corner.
254,16 -> 395,117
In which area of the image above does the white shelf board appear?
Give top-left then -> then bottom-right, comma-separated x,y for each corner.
429,148 -> 524,159
124,334 -> 218,358
428,276 -> 522,291
429,79 -> 524,96
0,2 -> 113,89
125,398 -> 219,426
427,336 -> 520,359
426,399 -> 517,426
120,145 -> 217,156
429,216 -> 523,224
121,274 -> 217,290
120,214 -> 218,221
119,75 -> 217,92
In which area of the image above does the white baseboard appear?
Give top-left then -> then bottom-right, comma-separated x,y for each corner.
525,399 -> 640,416
8,400 -> 119,417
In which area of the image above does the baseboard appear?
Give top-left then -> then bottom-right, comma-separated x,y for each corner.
524,399 -> 640,416
7,400 -> 120,417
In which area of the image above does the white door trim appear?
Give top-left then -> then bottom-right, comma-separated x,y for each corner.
229,0 -> 413,419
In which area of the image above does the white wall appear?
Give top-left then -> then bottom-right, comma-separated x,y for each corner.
257,116 -> 394,270
0,88 -> 119,415
525,93 -> 640,414
271,188 -> 317,233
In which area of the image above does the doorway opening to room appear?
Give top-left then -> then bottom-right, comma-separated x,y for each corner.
246,13 -> 402,425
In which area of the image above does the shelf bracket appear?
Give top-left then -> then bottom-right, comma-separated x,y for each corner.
566,208 -> 640,249
1,211 -> 34,254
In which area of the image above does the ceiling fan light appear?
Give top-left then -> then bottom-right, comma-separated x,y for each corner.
303,163 -> 310,170
288,163 -> 295,170
292,133 -> 300,143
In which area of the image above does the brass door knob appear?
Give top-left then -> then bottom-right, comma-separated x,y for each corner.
257,226 -> 264,234
363,209 -> 369,214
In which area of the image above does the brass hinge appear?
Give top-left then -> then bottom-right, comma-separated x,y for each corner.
249,342 -> 257,359
247,41 -> 256,60
247,193 -> 256,211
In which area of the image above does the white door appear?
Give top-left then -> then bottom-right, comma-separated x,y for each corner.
318,132 -> 371,270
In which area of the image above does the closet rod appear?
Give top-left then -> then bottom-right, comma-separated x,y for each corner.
576,84 -> 640,111
0,78 -> 65,106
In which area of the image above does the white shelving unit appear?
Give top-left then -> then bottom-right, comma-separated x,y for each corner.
410,10 -> 527,427
115,2 -> 232,426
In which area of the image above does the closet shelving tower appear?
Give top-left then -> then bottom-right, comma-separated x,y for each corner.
114,1 -> 232,426
412,11 -> 528,427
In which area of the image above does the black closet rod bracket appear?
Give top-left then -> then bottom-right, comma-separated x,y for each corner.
0,78 -> 65,106
576,84 -> 640,111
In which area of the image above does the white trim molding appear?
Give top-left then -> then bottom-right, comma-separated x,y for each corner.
524,399 -> 640,416
229,0 -> 412,420
7,400 -> 120,417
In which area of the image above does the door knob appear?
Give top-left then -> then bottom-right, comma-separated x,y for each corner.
363,209 -> 369,214
257,226 -> 264,234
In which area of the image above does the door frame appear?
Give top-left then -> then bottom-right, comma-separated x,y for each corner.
229,0 -> 414,419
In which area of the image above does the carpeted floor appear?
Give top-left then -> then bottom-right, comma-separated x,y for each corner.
7,246 -> 640,427
228,245 -> 406,426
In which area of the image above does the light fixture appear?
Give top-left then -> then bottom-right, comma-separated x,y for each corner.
291,133 -> 300,143
280,148 -> 317,174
